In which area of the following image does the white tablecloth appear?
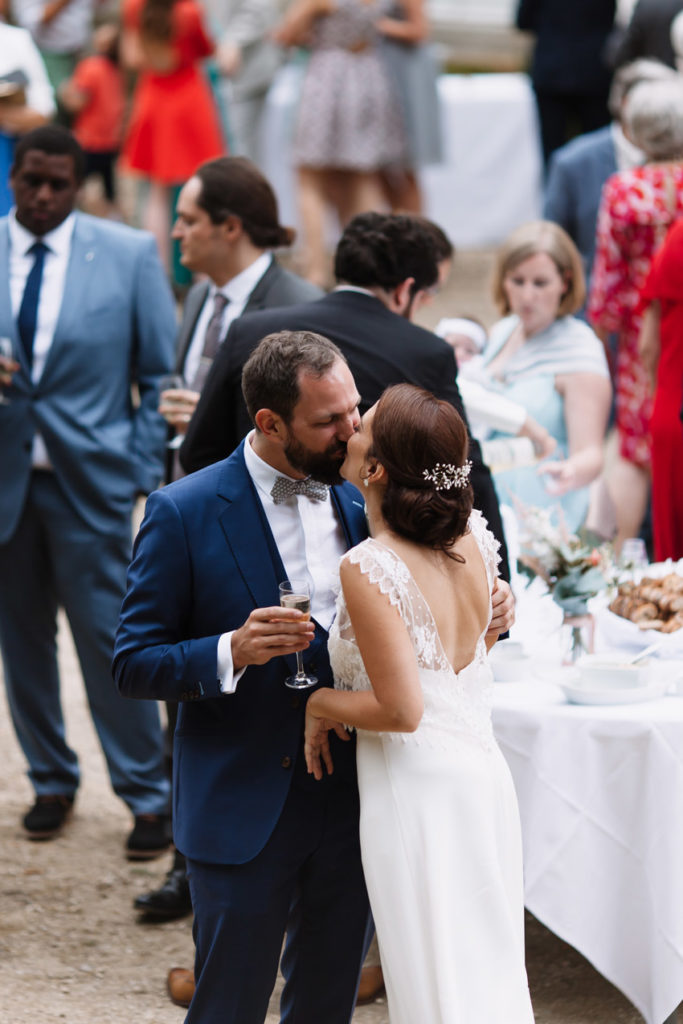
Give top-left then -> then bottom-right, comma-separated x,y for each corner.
260,68 -> 543,249
492,596 -> 683,1024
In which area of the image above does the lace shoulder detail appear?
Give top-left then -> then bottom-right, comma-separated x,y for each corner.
344,538 -> 406,611
467,509 -> 501,589
340,538 -> 450,673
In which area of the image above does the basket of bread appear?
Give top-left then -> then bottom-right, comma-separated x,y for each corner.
608,574 -> 683,632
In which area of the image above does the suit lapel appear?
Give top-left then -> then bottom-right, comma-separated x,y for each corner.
176,283 -> 209,372
332,482 -> 368,550
39,214 -> 97,383
216,444 -> 286,609
0,222 -> 22,371
242,258 -> 276,314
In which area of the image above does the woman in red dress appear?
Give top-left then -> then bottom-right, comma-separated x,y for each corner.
121,0 -> 225,265
639,218 -> 683,560
588,77 -> 683,552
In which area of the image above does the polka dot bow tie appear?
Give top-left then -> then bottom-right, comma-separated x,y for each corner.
270,476 -> 330,504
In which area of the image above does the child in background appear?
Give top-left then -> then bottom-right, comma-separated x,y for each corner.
436,315 -> 488,366
59,23 -> 125,218
436,315 -> 557,469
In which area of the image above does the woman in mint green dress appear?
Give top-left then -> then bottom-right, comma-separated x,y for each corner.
482,221 -> 611,532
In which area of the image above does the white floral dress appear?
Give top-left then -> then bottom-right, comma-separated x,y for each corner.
329,511 -> 534,1023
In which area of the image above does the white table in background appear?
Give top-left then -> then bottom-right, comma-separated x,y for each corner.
259,67 -> 543,249
492,670 -> 683,1024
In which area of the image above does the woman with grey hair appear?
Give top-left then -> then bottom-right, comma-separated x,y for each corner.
588,75 -> 683,552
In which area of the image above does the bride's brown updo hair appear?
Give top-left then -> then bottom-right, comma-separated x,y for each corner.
370,384 -> 473,558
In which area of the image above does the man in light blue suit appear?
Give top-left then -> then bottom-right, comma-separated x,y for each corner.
114,331 -> 372,1024
0,126 -> 176,855
544,59 -> 676,295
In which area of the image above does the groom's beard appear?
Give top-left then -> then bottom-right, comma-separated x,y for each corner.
283,435 -> 347,486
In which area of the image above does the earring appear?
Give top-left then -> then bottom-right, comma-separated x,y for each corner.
363,478 -> 369,488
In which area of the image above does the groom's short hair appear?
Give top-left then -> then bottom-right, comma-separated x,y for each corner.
242,330 -> 347,426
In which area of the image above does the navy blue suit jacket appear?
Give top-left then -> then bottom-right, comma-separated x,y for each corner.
544,124 -> 617,286
113,442 -> 367,865
517,0 -> 616,95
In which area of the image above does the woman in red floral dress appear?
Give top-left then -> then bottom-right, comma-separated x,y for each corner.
588,77 -> 683,550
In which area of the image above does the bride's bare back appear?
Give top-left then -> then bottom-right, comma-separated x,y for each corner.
377,527 -> 492,674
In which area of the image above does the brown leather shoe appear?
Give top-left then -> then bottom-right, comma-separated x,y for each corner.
167,967 -> 195,1008
356,965 -> 385,1005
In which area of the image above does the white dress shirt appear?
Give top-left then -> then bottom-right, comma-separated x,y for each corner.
8,210 -> 76,468
183,253 -> 272,384
217,432 -> 348,693
612,121 -> 645,172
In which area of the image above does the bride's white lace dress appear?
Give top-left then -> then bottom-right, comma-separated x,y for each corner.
329,511 -> 534,1023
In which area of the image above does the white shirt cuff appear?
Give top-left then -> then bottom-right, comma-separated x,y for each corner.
217,631 -> 246,694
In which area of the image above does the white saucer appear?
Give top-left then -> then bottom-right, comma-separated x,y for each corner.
557,672 -> 670,706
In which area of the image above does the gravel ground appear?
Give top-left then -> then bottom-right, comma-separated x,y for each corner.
0,251 -> 669,1023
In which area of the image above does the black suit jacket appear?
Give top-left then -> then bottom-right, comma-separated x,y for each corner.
174,258 -> 323,373
165,259 -> 322,479
612,0 -> 683,69
517,0 -> 616,95
180,289 -> 511,580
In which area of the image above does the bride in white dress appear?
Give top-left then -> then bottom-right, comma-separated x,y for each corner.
305,384 -> 534,1023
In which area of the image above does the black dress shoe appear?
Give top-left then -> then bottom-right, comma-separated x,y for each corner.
23,795 -> 74,840
134,864 -> 192,921
126,813 -> 172,861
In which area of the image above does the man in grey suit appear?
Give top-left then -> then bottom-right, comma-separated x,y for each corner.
136,154 -> 321,927
157,156 -> 321,470
202,0 -> 283,165
0,126 -> 176,855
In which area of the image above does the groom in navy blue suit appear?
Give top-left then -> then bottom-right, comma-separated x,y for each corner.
114,331 -> 372,1024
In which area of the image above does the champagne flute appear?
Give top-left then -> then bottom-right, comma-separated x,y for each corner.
159,373 -> 188,449
0,337 -> 15,405
279,579 -> 317,689
0,337 -> 14,405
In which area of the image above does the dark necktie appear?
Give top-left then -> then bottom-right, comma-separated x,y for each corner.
270,476 -> 330,504
190,292 -> 229,392
17,241 -> 48,371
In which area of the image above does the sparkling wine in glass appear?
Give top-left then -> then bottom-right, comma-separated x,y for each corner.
159,374 -> 187,448
0,337 -> 14,405
279,579 -> 317,690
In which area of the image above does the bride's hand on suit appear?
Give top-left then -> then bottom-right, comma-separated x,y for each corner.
304,692 -> 350,780
488,579 -> 515,638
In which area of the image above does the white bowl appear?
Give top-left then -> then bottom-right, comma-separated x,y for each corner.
575,655 -> 651,690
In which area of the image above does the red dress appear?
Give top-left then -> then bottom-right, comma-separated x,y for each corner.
121,0 -> 224,185
588,163 -> 683,468
640,218 -> 683,561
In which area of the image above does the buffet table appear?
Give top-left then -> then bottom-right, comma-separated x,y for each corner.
492,590 -> 683,1024
260,67 -> 543,249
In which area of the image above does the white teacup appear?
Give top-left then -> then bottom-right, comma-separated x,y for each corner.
490,640 -> 528,682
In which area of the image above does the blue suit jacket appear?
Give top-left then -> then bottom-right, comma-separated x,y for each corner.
0,212 -> 176,543
113,442 -> 368,865
544,125 -> 617,287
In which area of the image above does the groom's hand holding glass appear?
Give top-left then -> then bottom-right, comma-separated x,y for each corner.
230,603 -> 315,670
